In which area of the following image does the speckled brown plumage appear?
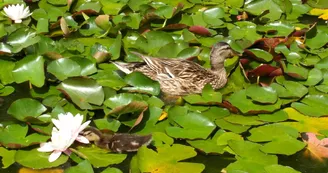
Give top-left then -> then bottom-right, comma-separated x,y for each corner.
113,42 -> 239,96
80,127 -> 152,153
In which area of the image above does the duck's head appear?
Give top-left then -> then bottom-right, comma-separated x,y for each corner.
80,127 -> 102,142
210,42 -> 241,61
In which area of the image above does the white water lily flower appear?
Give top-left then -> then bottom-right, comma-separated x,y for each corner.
3,4 -> 32,23
38,113 -> 90,162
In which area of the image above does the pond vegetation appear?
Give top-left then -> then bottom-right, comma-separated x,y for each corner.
1,0 -> 328,172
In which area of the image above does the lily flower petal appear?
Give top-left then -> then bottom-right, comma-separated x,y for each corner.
38,112 -> 91,162
49,151 -> 62,162
3,4 -> 32,23
76,135 -> 90,144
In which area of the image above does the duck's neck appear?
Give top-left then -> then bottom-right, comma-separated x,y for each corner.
210,54 -> 226,71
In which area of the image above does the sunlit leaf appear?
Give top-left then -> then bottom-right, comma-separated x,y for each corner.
12,55 -> 45,87
57,78 -> 104,109
15,148 -> 68,169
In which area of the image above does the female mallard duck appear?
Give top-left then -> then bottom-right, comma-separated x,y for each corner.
80,127 -> 152,153
113,42 -> 240,96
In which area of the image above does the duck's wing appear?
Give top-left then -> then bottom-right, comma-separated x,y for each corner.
130,51 -> 207,79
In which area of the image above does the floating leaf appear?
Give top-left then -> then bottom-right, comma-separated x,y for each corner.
15,148 -> 68,169
57,78 -> 104,109
0,147 -> 16,168
47,58 -> 81,80
0,124 -> 49,148
280,108 -> 328,134
76,146 -> 127,168
166,106 -> 216,139
65,160 -> 94,173
187,130 -> 226,154
123,72 -> 160,95
291,95 -> 328,117
248,124 -> 305,155
246,85 -> 278,104
136,144 -> 205,173
228,90 -> 282,114
224,114 -> 265,126
302,132 -> 328,162
12,55 -> 45,87
7,98 -> 48,123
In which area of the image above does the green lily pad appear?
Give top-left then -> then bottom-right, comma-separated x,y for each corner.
57,78 -> 104,109
215,119 -> 251,134
94,118 -> 121,132
136,144 -> 205,173
187,130 -> 226,154
123,72 -> 160,95
299,68 -> 323,86
65,160 -> 94,173
257,22 -> 294,37
6,27 -> 40,53
7,98 -> 48,123
248,124 -> 305,155
15,148 -> 68,169
202,107 -> 230,122
270,81 -> 308,98
285,64 -> 309,80
104,93 -> 148,115
0,59 -> 15,85
291,95 -> 328,117
47,58 -> 81,80
0,124 -> 49,148
12,55 -> 45,87
183,84 -> 222,104
229,21 -> 262,43
0,147 -> 16,168
247,48 -> 273,62
264,164 -> 301,173
258,110 -> 288,122
224,114 -> 265,126
226,140 -> 278,173
246,85 -> 278,104
228,90 -> 282,114
217,132 -> 243,146
76,146 -> 127,168
244,0 -> 283,21
101,167 -> 122,173
166,106 -> 216,139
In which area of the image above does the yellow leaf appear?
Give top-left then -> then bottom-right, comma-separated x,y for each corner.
309,8 -> 328,20
158,111 -> 168,121
280,108 -> 328,134
19,167 -> 63,173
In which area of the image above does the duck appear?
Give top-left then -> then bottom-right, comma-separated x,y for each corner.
112,42 -> 240,96
80,127 -> 152,153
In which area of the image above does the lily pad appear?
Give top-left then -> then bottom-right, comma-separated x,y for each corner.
0,124 -> 49,148
280,108 -> 328,134
123,72 -> 160,95
187,130 -> 226,154
77,146 -> 127,168
0,147 -> 16,168
57,78 -> 104,109
228,90 -> 282,114
291,95 -> 328,117
248,124 -> 305,155
166,106 -> 216,139
12,55 -> 45,87
47,58 -> 81,80
246,85 -> 278,104
7,98 -> 48,123
136,144 -> 205,173
65,160 -> 94,173
15,148 -> 68,169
